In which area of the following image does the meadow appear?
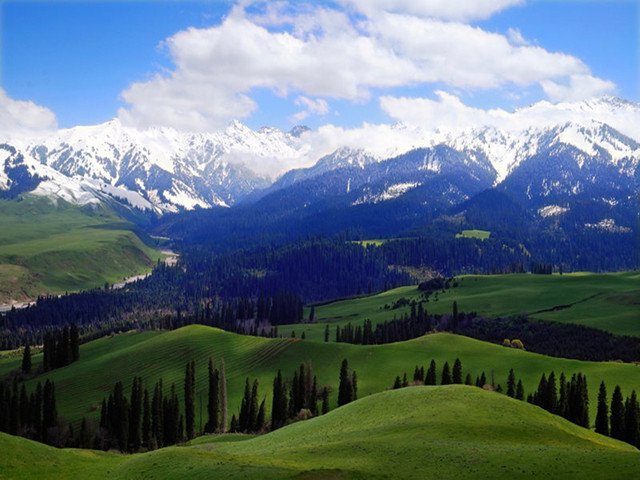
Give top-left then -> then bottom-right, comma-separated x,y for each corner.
1,325 -> 638,428
294,272 -> 640,339
1,386 -> 638,479
0,196 -> 163,303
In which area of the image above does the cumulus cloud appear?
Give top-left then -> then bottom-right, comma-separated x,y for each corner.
118,1 -> 616,132
338,0 -> 525,22
291,96 -> 329,122
0,88 -> 58,133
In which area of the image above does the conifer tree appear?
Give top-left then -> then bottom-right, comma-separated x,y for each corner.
220,358 -> 228,432
515,379 -> 524,400
338,359 -> 353,406
22,344 -> 32,374
321,387 -> 330,414
557,373 -> 568,418
129,377 -> 142,451
441,362 -> 452,385
452,358 -> 463,384
465,374 -> 473,385
70,324 -> 80,362
594,381 -> 609,436
506,369 -> 516,398
142,389 -> 151,448
184,361 -> 195,440
393,376 -> 402,389
624,391 -> 639,447
256,399 -> 266,432
249,379 -> 259,432
151,380 -> 164,447
425,360 -> 437,385
324,324 -> 330,342
207,359 -> 220,433
271,370 -> 287,430
610,385 -> 625,441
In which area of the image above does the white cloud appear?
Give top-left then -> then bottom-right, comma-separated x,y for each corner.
0,88 -> 58,133
291,96 -> 329,121
338,0 -> 525,22
118,1 -> 616,131
541,74 -> 616,103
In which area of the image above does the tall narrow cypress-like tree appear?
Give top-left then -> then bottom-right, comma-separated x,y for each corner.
184,361 -> 195,440
595,381 -> 609,436
624,391 -> 639,447
338,359 -> 353,407
249,379 -> 259,432
271,370 -> 287,430
142,389 -> 151,448
151,379 -> 164,447
452,358 -> 462,384
239,378 -> 251,432
207,359 -> 220,433
515,380 -> 524,400
70,324 -> 80,362
610,385 -> 625,440
506,369 -> 516,398
425,360 -> 437,385
129,377 -> 142,451
441,362 -> 452,385
220,358 -> 228,433
557,373 -> 568,418
22,344 -> 32,374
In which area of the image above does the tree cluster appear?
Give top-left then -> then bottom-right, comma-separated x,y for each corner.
43,324 -> 80,371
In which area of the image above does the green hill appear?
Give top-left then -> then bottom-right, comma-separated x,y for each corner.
0,196 -> 164,304
297,272 -> 640,338
1,325 -> 638,427
1,387 -> 637,479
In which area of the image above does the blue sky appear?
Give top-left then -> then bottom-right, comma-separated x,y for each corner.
1,0 -> 637,132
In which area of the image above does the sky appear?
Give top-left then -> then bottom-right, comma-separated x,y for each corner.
0,0 -> 638,134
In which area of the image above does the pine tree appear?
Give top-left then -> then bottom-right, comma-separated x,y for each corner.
506,369 -> 516,398
70,324 -> 80,362
610,385 -> 625,441
324,324 -> 330,342
271,370 -> 287,430
515,379 -> 524,400
129,377 -> 142,451
393,376 -> 402,389
184,361 -> 195,440
623,391 -> 639,447
151,380 -> 164,447
441,362 -> 452,385
256,399 -> 266,432
451,301 -> 459,332
220,358 -> 228,433
239,378 -> 251,432
557,373 -> 568,418
42,380 -> 57,445
207,359 -> 220,433
452,358 -> 462,384
338,359 -> 353,407
465,373 -> 473,385
249,379 -> 259,432
142,389 -> 151,448
425,360 -> 437,385
595,381 -> 609,436
21,344 -> 32,374
321,387 -> 329,414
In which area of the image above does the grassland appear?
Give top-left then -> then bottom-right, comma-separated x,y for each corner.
1,386 -> 637,479
296,272 -> 639,338
0,196 -> 164,304
1,325 -> 638,428
455,229 -> 491,240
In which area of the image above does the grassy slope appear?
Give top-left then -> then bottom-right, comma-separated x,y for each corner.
455,229 -> 491,239
2,387 -> 638,479
296,272 -> 640,338
1,326 -> 638,427
0,196 -> 163,303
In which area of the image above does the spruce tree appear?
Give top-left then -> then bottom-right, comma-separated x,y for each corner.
142,389 -> 151,448
338,359 -> 353,407
441,362 -> 452,385
465,374 -> 473,385
271,370 -> 287,430
506,369 -> 516,398
249,379 -> 259,432
184,361 -> 195,440
425,360 -> 437,385
624,391 -> 639,447
21,344 -> 32,374
151,380 -> 164,447
129,377 -> 142,451
324,324 -> 329,342
610,385 -> 625,440
595,381 -> 609,436
515,379 -> 524,400
351,371 -> 358,401
321,387 -> 329,414
393,376 -> 402,389
70,324 -> 80,362
207,359 -> 220,433
557,373 -> 568,418
256,399 -> 266,432
220,358 -> 228,433
452,358 -> 462,384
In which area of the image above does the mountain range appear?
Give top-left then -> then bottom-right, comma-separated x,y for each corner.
1,96 -> 638,239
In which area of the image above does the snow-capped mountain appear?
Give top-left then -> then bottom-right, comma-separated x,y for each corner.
1,96 -> 638,216
2,119 -> 310,211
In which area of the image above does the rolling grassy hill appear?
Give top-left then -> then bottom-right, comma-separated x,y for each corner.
1,386 -> 638,479
0,196 -> 164,304
296,272 -> 640,338
1,325 -> 638,428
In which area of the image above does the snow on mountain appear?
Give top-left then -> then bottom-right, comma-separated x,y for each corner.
1,96 -> 639,212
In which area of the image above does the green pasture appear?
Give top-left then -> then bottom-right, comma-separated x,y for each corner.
297,272 -> 639,339
0,196 -> 163,302
455,229 -> 491,240
1,386 -> 638,479
1,326 -> 638,429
